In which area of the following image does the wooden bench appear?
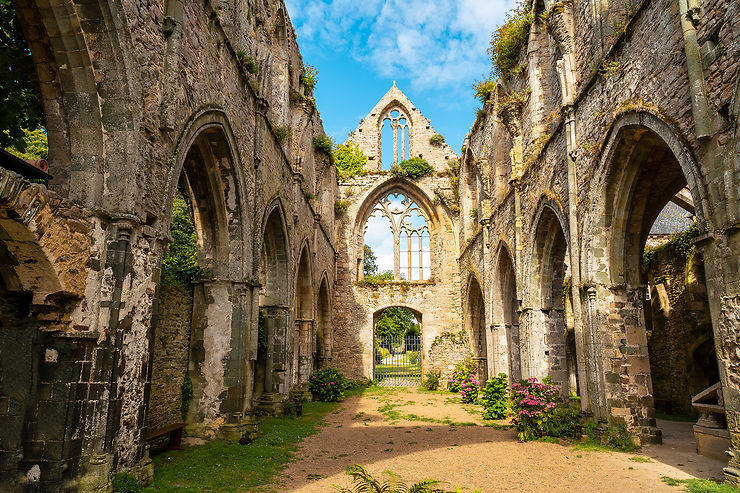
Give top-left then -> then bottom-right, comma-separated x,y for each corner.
146,422 -> 184,450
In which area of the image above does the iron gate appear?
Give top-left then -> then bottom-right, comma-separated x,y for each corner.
374,335 -> 422,386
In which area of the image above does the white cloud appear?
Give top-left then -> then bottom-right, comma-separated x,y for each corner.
285,0 -> 516,91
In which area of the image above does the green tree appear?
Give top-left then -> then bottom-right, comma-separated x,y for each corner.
375,307 -> 418,338
1,0 -> 45,151
161,190 -> 201,288
363,244 -> 378,277
333,142 -> 366,181
5,127 -> 47,160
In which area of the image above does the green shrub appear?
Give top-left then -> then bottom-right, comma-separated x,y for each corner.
308,368 -> 345,402
181,372 -> 193,418
391,157 -> 434,179
429,133 -> 445,145
236,50 -> 258,74
406,351 -> 419,365
546,404 -> 581,438
112,473 -> 141,493
482,373 -> 508,420
274,126 -> 290,144
4,127 -> 47,160
300,65 -> 318,92
344,378 -> 373,391
313,135 -> 333,154
488,1 -> 533,78
473,79 -> 496,103
334,199 -> 350,215
421,370 -> 440,390
333,142 -> 367,181
162,191 -> 205,289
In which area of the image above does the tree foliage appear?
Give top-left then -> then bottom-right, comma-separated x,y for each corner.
161,190 -> 202,288
363,244 -> 378,277
333,142 -> 367,181
375,306 -> 418,338
1,1 -> 45,150
4,127 -> 47,160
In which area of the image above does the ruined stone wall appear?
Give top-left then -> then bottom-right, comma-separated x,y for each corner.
427,331 -> 473,390
147,285 -> 194,433
645,246 -> 714,416
3,0 -> 337,489
461,0 -> 739,458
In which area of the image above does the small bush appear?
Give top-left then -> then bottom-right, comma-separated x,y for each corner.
488,1 -> 533,78
300,65 -> 319,92
473,79 -> 496,103
313,135 -> 333,154
429,133 -> 445,145
421,370 -> 440,390
333,143 -> 367,181
274,126 -> 290,144
458,373 -> 480,403
547,404 -> 581,438
482,373 -> 508,420
236,50 -> 258,74
510,377 -> 560,441
447,358 -> 477,392
391,157 -> 434,179
112,473 -> 141,493
308,368 -> 346,402
344,378 -> 373,391
406,351 -> 419,365
334,199 -> 350,215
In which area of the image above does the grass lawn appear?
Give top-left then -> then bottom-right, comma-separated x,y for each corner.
144,400 -> 340,492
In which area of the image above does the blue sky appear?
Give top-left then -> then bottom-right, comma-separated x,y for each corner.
284,0 -> 516,153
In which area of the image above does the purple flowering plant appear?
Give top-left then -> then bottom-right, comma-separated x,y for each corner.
510,376 -> 560,441
458,373 -> 480,403
308,367 -> 345,402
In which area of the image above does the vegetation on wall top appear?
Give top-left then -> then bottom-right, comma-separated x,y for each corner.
334,142 -> 367,181
473,79 -> 496,103
429,133 -> 445,145
487,0 -> 533,79
300,65 -> 319,92
391,156 -> 434,179
313,135 -> 333,154
642,222 -> 699,277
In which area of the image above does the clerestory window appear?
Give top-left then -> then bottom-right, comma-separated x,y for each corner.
363,191 -> 431,281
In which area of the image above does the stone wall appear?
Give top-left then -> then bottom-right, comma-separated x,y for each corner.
147,285 -> 194,433
645,245 -> 715,416
427,331 -> 473,390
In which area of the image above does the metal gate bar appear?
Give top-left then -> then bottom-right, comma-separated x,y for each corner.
374,335 -> 421,386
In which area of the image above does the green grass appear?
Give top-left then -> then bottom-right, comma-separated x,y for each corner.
662,477 -> 735,492
629,456 -> 652,463
144,400 -> 339,492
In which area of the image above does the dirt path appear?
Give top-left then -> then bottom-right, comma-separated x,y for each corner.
275,388 -> 726,492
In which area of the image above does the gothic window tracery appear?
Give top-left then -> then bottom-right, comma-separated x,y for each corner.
364,191 -> 431,281
381,108 -> 411,169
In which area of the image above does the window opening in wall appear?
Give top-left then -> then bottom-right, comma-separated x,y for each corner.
363,191 -> 431,281
380,108 -> 411,170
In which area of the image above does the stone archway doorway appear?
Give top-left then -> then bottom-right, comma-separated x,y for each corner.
373,306 -> 422,386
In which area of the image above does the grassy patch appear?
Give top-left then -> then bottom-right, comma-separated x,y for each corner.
662,477 -> 735,492
629,456 -> 652,463
144,400 -> 339,491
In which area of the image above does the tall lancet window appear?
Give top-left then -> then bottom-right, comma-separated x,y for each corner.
381,109 -> 411,170
363,191 -> 431,281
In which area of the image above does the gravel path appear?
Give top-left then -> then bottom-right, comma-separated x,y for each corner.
276,388 -> 726,492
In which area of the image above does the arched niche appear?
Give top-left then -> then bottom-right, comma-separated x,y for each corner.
316,276 -> 332,369
466,274 -> 488,383
492,243 -> 521,380
294,243 -> 314,384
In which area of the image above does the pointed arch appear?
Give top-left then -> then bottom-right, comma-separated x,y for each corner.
492,241 -> 521,380
316,274 -> 332,369
466,273 -> 488,383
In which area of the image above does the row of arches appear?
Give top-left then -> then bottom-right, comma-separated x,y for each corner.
463,112 -> 720,441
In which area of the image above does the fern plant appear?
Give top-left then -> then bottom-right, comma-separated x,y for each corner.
333,464 -> 445,493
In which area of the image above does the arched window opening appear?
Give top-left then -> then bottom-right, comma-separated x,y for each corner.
363,191 -> 431,281
380,108 -> 411,170
467,277 -> 487,383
